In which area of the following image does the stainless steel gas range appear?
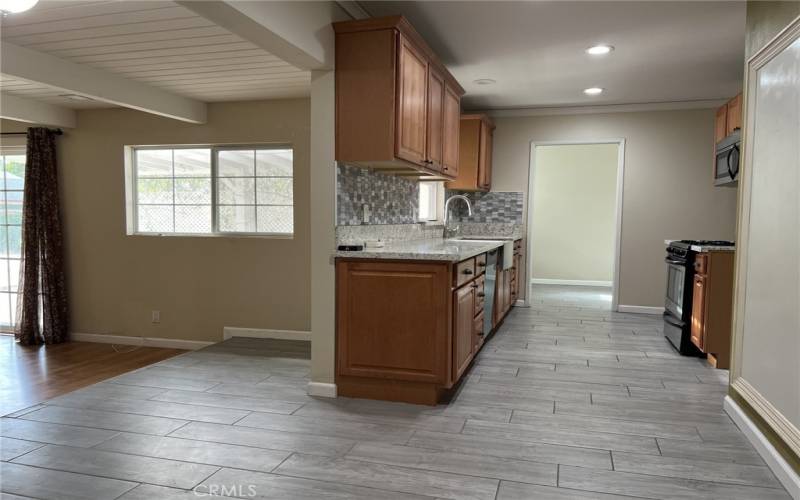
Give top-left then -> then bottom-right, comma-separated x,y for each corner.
663,240 -> 734,355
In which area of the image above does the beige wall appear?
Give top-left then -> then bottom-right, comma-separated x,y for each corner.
532,144 -> 618,283
492,109 -> 739,307
50,99 -> 310,343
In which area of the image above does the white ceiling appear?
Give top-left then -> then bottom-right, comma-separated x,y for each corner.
363,1 -> 747,110
0,0 -> 311,109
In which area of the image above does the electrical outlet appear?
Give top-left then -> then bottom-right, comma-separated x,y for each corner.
362,203 -> 371,224
151,310 -> 160,324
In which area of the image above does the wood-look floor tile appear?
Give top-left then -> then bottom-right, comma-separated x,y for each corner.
558,465 -> 790,500
0,462 -> 137,500
346,441 -> 557,485
13,444 -> 219,489
273,453 -> 500,500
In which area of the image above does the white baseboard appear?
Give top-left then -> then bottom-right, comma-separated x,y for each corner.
223,327 -> 311,342
617,305 -> 665,315
515,299 -> 526,307
531,278 -> 612,287
725,396 -> 800,498
71,332 -> 213,351
307,381 -> 337,398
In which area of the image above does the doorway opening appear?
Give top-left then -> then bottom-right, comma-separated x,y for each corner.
526,141 -> 625,311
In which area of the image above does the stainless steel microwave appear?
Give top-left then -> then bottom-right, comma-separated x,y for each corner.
715,129 -> 740,186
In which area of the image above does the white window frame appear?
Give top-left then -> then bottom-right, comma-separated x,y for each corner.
125,144 -> 294,238
418,181 -> 445,224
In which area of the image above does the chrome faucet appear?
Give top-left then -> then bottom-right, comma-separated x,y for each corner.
443,194 -> 473,239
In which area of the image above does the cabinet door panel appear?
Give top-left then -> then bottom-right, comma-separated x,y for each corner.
726,93 -> 742,135
454,283 -> 475,381
478,121 -> 493,190
426,68 -> 444,171
691,274 -> 707,351
337,260 -> 449,383
714,105 -> 727,144
396,36 -> 428,166
442,85 -> 461,176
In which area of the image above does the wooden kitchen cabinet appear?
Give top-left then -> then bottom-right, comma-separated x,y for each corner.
690,252 -> 735,368
726,93 -> 742,135
425,68 -> 444,171
441,85 -> 461,176
334,16 -> 465,179
336,246 -> 518,405
453,282 -> 476,381
714,106 -> 728,144
396,36 -> 429,166
714,93 -> 743,143
446,114 -> 495,191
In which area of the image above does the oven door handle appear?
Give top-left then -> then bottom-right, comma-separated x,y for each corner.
663,313 -> 684,328
665,258 -> 685,265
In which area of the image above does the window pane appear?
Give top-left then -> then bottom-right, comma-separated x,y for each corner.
0,226 -> 8,256
137,205 -> 173,232
6,226 -> 21,258
3,156 -> 26,186
257,206 -> 293,234
0,259 -> 10,292
5,191 -> 24,225
256,177 -> 293,205
218,177 -> 255,205
256,149 -> 293,176
175,205 -> 211,233
136,149 -> 172,177
0,293 -> 11,327
219,205 -> 255,232
218,150 -> 254,177
174,149 -> 211,177
8,259 -> 20,292
419,184 -> 432,220
137,178 -> 173,204
175,178 -> 211,205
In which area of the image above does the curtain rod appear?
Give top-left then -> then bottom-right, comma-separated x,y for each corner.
1,129 -> 64,136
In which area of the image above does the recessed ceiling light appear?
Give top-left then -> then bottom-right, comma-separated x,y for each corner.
583,87 -> 604,96
59,94 -> 94,102
0,0 -> 38,14
586,44 -> 614,55
473,78 -> 496,86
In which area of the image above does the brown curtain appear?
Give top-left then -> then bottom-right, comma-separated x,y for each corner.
15,128 -> 68,345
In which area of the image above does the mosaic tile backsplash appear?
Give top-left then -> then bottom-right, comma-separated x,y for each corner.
445,190 -> 524,224
337,164 -> 419,225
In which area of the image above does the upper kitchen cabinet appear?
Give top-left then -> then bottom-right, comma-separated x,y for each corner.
446,114 -> 495,191
714,93 -> 742,143
333,16 -> 465,179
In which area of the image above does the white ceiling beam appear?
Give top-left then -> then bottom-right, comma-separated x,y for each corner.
0,93 -> 77,129
0,42 -> 207,124
177,1 -> 351,70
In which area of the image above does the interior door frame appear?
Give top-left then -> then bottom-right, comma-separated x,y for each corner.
524,139 -> 626,311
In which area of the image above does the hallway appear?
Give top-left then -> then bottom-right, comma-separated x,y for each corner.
0,286 -> 790,499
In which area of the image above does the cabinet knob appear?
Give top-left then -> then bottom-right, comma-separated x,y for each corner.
462,269 -> 473,275
477,262 -> 486,267
477,292 -> 485,297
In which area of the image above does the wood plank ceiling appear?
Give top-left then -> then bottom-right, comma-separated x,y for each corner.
0,1 -> 311,109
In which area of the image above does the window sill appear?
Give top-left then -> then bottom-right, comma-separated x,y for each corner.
128,232 -> 294,240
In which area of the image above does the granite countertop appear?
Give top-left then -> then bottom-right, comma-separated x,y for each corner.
664,240 -> 735,253
334,236 -> 521,262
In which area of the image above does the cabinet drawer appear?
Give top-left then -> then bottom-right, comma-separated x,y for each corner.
474,275 -> 485,315
694,254 -> 708,274
475,253 -> 487,274
454,257 -> 476,287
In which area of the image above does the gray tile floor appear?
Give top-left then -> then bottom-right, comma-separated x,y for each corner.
0,285 -> 791,499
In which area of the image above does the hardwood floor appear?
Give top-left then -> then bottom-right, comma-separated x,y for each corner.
0,287 -> 790,499
0,334 -> 184,416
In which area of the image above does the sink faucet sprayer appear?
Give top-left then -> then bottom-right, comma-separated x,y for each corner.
443,194 -> 473,239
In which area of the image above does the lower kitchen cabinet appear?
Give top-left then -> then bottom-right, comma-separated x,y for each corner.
690,251 -> 735,368
336,239 -> 522,405
453,281 -> 476,381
